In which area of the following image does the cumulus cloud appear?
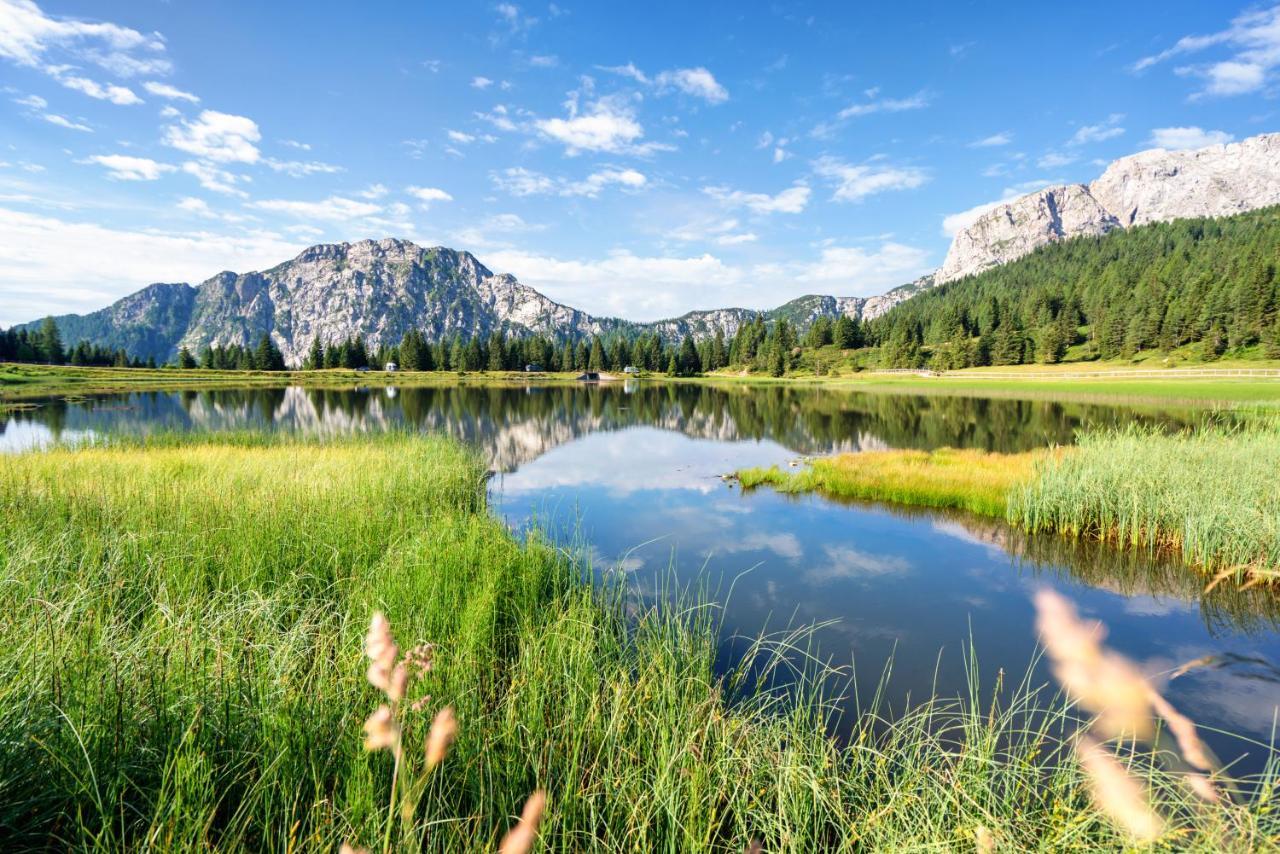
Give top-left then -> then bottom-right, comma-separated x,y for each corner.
181,160 -> 249,197
598,62 -> 729,103
654,67 -> 729,103
535,92 -> 672,156
484,239 -> 933,320
1134,5 -> 1280,98
142,81 -> 198,102
405,186 -> 453,207
812,156 -> 929,202
85,153 -> 175,181
165,110 -> 262,163
0,205 -> 303,325
471,76 -> 493,89
0,0 -> 169,76
665,217 -> 757,247
703,183 -> 810,214
1147,126 -> 1234,150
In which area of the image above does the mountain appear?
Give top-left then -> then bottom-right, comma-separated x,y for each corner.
938,132 -> 1280,283
19,239 -> 912,365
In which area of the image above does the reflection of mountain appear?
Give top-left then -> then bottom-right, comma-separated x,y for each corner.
2,383 -> 1199,470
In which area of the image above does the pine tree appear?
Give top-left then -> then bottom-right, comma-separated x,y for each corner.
38,316 -> 64,365
177,346 -> 197,369
305,337 -> 326,370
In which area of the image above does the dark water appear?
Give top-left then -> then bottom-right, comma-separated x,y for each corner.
6,382 -> 1279,772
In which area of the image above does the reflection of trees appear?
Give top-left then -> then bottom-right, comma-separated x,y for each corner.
6,382 -> 1201,464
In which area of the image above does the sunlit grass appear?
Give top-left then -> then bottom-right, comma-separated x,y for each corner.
738,447 -> 1044,517
1010,422 -> 1280,584
1,433 -> 1274,849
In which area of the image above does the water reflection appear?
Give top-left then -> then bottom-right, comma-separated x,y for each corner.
5,381 -> 1277,772
2,382 -> 1200,461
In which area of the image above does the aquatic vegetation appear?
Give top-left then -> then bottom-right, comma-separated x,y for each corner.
738,447 -> 1042,516
743,421 -> 1280,582
1011,422 -> 1280,583
0,433 -> 1275,849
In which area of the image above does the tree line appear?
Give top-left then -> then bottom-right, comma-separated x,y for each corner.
865,206 -> 1280,368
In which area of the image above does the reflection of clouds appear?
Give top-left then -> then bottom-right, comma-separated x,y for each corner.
0,421 -> 97,452
1121,595 -> 1194,618
931,519 -> 1010,559
805,544 -> 914,584
500,427 -> 794,499
718,531 -> 804,562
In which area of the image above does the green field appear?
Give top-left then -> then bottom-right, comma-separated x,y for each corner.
1,432 -> 1269,849
5,360 -> 1280,406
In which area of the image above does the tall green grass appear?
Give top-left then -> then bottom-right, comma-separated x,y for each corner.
0,433 -> 1273,849
1009,422 -> 1280,582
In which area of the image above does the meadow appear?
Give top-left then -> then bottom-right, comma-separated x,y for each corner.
739,421 -> 1280,584
2,432 -> 1274,850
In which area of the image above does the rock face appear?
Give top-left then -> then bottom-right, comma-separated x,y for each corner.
29,238 -> 907,365
937,132 -> 1280,284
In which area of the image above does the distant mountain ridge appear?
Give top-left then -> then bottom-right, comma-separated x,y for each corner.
19,131 -> 1280,365
937,132 -> 1280,283
21,239 -> 919,365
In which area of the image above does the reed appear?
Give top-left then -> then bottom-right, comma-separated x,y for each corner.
1009,421 -> 1280,583
0,433 -> 1273,849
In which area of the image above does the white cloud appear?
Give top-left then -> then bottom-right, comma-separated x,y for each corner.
165,110 -> 261,163
836,90 -> 931,119
142,81 -> 198,103
159,105 -> 180,118
528,54 -> 559,68
1037,151 -> 1076,168
250,195 -> 383,221
447,129 -> 475,144
812,155 -> 929,202
404,186 -> 453,207
359,183 -> 388,199
57,75 -> 142,105
85,154 -> 175,181
181,160 -> 249,197
970,131 -> 1012,147
264,157 -> 343,177
0,205 -> 303,326
1067,114 -> 1125,145
14,92 -> 45,109
280,139 -> 311,151
471,76 -> 493,90
42,112 -> 92,132
703,183 -> 810,214
666,217 -> 756,247
491,166 -> 646,198
535,93 -> 671,156
1134,5 -> 1280,98
0,0 -> 168,76
1147,126 -> 1234,150
654,66 -> 729,103
941,200 -> 1006,238
484,239 -> 932,320
176,196 -> 249,223
450,212 -> 544,249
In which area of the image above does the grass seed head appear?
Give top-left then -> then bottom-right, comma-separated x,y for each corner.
425,705 -> 457,769
365,612 -> 400,696
499,789 -> 546,854
1075,735 -> 1165,843
362,704 -> 400,753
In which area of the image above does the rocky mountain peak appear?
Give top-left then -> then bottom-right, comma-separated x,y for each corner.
937,131 -> 1280,284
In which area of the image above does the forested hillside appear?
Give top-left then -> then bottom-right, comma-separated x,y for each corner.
867,206 -> 1280,368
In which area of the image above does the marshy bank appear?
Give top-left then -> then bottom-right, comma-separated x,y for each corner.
739,421 -> 1280,585
3,432 -> 1276,849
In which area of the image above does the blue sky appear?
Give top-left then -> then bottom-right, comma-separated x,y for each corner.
1,0 -> 1277,326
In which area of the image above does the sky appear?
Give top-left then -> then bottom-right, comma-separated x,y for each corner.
1,0 -> 1278,327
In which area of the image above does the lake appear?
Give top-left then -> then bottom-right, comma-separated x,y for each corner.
6,381 -> 1279,772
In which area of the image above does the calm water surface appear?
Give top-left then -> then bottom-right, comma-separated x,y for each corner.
6,382 -> 1279,771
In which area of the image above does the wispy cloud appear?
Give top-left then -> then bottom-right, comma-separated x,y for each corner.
812,156 -> 929,202
84,154 -> 175,181
492,166 -> 647,198
1133,5 -> 1280,97
703,182 -> 810,214
969,131 -> 1012,147
1147,126 -> 1234,150
1067,113 -> 1125,145
597,62 -> 730,103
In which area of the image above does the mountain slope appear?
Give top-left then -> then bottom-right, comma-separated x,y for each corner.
938,133 -> 1280,283
19,239 -> 904,365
